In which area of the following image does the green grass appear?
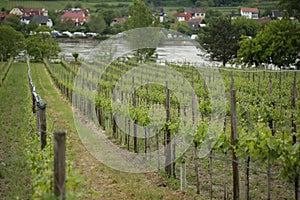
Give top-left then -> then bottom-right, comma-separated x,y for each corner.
0,62 -> 33,199
0,1 -> 130,12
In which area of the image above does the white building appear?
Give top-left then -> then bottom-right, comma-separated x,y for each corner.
240,7 -> 259,19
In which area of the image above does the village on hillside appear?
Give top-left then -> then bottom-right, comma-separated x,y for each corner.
0,4 -> 291,38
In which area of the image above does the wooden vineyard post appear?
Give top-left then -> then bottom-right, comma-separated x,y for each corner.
257,75 -> 260,94
38,100 -> 47,150
53,131 -> 66,200
164,65 -> 172,177
230,77 -> 239,200
245,111 -> 250,200
165,85 -> 172,177
35,94 -> 40,133
194,141 -> 200,194
112,88 -> 117,139
191,73 -> 200,194
209,150 -> 213,200
127,119 -> 130,151
156,127 -> 160,170
172,141 -> 176,178
144,127 -> 147,154
32,88 -> 36,113
132,77 -> 138,153
267,74 -> 274,200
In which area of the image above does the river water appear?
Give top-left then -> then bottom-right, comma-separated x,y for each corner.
58,38 -> 220,66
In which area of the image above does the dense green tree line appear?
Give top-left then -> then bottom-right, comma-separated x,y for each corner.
238,19 -> 300,68
0,18 -> 60,61
200,0 -> 300,69
201,16 -> 300,69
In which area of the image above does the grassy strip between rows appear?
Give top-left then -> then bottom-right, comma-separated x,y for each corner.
0,58 -> 13,88
30,62 -> 196,199
0,62 -> 33,199
29,62 -> 85,199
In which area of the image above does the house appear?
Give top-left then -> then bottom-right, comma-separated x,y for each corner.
184,7 -> 206,19
61,11 -> 89,26
31,15 -> 53,27
9,6 -> 48,16
272,10 -> 283,20
187,18 -> 206,29
21,15 -> 53,28
240,7 -> 259,19
23,7 -> 48,16
64,8 -> 90,16
271,10 -> 295,20
20,16 -> 32,24
110,17 -> 126,26
153,7 -> 167,23
228,13 -> 242,20
173,8 -> 206,30
173,13 -> 191,22
9,6 -> 24,16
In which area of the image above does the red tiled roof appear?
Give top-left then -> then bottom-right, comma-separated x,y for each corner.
62,11 -> 85,18
0,13 -> 8,17
24,8 -> 43,12
241,7 -> 259,13
173,13 -> 191,21
23,8 -> 44,16
61,11 -> 89,24
113,18 -> 126,23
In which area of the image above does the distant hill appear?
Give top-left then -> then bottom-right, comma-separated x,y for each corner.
0,0 -> 279,15
4,0 -> 279,7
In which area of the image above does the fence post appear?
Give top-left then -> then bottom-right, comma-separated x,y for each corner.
53,131 -> 66,200
38,100 -> 47,150
35,94 -> 40,134
230,77 -> 239,200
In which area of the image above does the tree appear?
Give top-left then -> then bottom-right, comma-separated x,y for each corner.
54,18 -> 74,32
258,19 -> 300,68
204,9 -> 223,24
175,22 -> 191,35
4,15 -> 23,32
24,21 -> 38,35
237,36 -> 263,67
65,3 -> 72,9
202,17 -> 240,66
125,0 -> 154,30
72,52 -> 79,62
99,9 -> 121,26
0,26 -> 25,61
36,26 -> 51,33
124,0 -> 158,63
26,34 -> 61,61
232,17 -> 261,37
74,2 -> 82,8
238,19 -> 300,68
278,0 -> 300,20
87,14 -> 106,34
